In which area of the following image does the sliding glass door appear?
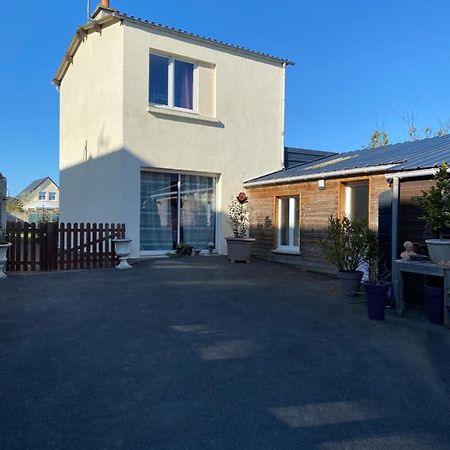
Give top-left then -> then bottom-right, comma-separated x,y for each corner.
140,171 -> 216,252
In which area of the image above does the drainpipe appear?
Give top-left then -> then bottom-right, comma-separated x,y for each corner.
280,62 -> 286,168
391,176 -> 400,298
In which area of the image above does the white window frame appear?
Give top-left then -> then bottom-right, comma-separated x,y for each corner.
38,191 -> 46,201
343,180 -> 369,220
48,192 -> 56,201
149,54 -> 198,113
277,196 -> 300,253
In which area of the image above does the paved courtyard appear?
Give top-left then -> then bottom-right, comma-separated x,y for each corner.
1,257 -> 450,449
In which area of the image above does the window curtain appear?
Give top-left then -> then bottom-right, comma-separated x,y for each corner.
140,172 -> 178,251
175,61 -> 193,109
180,175 -> 215,249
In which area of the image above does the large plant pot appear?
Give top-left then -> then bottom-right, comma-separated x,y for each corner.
363,282 -> 391,321
225,237 -> 255,263
0,243 -> 12,279
337,270 -> 363,295
112,238 -> 133,269
424,285 -> 444,325
425,239 -> 450,264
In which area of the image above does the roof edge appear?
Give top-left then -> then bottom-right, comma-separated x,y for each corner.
113,10 -> 295,66
53,7 -> 294,86
17,176 -> 59,198
52,14 -> 121,86
244,164 -> 397,187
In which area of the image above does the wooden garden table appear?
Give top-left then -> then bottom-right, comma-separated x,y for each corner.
393,259 -> 450,327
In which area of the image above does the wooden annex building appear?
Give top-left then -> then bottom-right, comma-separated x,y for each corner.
245,135 -> 450,277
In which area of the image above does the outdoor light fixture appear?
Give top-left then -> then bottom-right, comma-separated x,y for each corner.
318,179 -> 326,190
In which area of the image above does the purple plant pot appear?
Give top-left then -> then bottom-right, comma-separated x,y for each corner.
424,285 -> 444,325
363,282 -> 391,321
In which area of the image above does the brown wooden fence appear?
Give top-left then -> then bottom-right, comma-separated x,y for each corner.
6,222 -> 126,272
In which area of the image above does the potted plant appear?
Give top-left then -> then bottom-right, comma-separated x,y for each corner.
322,216 -> 369,295
423,278 -> 444,325
0,224 -> 12,278
225,192 -> 255,263
176,242 -> 193,256
362,228 -> 391,321
413,162 -> 450,264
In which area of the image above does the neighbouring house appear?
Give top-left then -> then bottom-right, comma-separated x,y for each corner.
11,177 -> 60,223
245,134 -> 450,275
53,0 -> 294,257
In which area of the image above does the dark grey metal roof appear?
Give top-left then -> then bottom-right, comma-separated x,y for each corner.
246,134 -> 450,186
101,7 -> 294,65
284,147 -> 336,169
17,177 -> 58,198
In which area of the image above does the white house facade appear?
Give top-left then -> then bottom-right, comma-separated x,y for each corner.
13,177 -> 60,223
54,1 -> 293,256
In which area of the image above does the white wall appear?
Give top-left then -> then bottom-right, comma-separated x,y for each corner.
59,22 -> 125,225
122,22 -> 285,255
59,17 -> 286,256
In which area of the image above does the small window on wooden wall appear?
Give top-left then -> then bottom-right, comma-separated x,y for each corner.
277,196 -> 300,252
341,181 -> 369,220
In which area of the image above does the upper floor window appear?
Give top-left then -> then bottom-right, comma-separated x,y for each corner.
49,192 -> 56,201
149,54 -> 195,111
38,192 -> 46,201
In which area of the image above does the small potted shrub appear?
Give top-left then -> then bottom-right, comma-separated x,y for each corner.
176,242 -> 193,256
322,216 -> 369,295
362,229 -> 391,321
413,162 -> 450,264
225,192 -> 255,263
0,224 -> 12,278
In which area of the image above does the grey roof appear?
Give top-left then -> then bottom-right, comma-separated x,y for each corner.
103,8 -> 294,66
17,177 -> 58,198
246,134 -> 450,186
284,147 -> 336,169
54,7 -> 294,86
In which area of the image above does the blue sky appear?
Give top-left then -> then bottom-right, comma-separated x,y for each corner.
2,0 -> 450,195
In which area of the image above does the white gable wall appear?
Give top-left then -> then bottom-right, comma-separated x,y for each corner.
59,17 -> 286,256
121,22 -> 285,255
59,21 -> 125,226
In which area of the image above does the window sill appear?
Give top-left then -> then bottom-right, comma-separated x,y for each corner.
272,249 -> 301,256
148,106 -> 221,125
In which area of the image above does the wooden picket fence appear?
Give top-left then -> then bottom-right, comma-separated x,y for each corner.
5,222 -> 126,272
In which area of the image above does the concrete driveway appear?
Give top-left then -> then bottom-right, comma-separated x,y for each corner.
1,257 -> 450,449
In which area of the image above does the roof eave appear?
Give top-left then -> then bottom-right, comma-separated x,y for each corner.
112,12 -> 294,66
244,164 -> 398,187
52,14 -> 121,87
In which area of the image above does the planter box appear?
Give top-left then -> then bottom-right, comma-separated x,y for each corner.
425,239 -> 450,264
225,237 -> 255,263
0,243 -> 12,278
337,270 -> 363,296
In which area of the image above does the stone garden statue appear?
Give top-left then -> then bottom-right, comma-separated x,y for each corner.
400,241 -> 417,261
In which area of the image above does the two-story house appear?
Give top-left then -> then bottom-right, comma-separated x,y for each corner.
53,1 -> 293,256
13,177 -> 60,223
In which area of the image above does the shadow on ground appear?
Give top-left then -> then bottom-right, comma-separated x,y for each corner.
0,257 -> 449,449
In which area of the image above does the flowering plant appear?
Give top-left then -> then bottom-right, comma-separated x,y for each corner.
228,193 -> 249,238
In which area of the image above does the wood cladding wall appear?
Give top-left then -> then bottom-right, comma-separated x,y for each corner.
247,174 -> 390,273
398,178 -> 434,255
